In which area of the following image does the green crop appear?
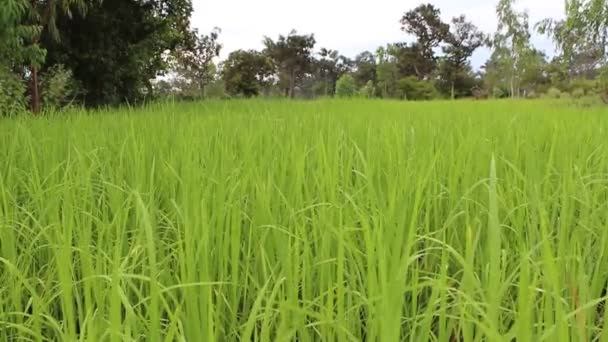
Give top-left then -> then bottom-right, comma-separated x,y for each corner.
1,99 -> 607,341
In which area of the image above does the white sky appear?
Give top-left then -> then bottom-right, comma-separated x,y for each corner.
192,0 -> 565,69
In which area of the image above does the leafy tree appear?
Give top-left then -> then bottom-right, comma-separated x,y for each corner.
222,49 -> 274,97
41,64 -> 81,109
375,46 -> 400,98
263,30 -> 316,98
353,51 -> 377,88
1,0 -> 45,69
45,0 -> 194,106
315,48 -> 352,96
358,80 -> 375,98
440,15 -> 487,98
171,28 -> 222,98
491,0 -> 533,97
436,60 -> 479,98
387,42 -> 432,80
25,0 -> 89,112
0,66 -> 27,115
397,76 -> 438,100
400,3 -> 449,79
335,74 -> 356,97
537,0 -> 607,80
0,0 -> 41,114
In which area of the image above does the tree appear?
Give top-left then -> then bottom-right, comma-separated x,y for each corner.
172,28 -> 222,98
315,48 -> 352,96
400,3 -> 449,79
492,0 -> 533,97
263,30 -> 316,98
537,0 -> 607,79
0,0 -> 43,114
353,51 -> 377,88
388,42 -> 433,80
440,15 -> 487,98
335,74 -> 356,97
375,46 -> 400,98
45,0 -> 194,106
397,76 -> 438,100
24,0 -> 88,113
222,49 -> 274,97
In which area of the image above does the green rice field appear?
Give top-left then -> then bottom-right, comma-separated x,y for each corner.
1,99 -> 608,341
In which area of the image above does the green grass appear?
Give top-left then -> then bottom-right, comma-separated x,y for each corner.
1,99 -> 607,341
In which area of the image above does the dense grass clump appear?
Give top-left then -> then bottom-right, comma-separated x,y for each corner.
1,99 -> 608,341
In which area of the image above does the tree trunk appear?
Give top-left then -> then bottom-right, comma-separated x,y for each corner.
510,77 -> 515,99
451,81 -> 455,100
289,69 -> 296,99
30,65 -> 41,114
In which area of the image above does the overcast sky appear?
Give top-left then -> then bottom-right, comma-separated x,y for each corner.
192,0 -> 564,69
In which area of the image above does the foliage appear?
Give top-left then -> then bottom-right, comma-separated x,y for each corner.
0,65 -> 27,116
358,80 -> 375,98
400,3 -> 449,79
537,0 -> 608,79
41,64 -> 81,109
353,51 -> 377,88
571,87 -> 585,99
222,50 -> 274,97
171,28 -> 222,98
397,76 -> 438,100
335,74 -> 356,97
0,0 -> 45,68
45,0 -> 194,106
491,0 -> 533,97
205,80 -> 228,99
546,87 -> 562,99
440,15 -> 486,98
315,48 -> 352,96
263,30 -> 316,98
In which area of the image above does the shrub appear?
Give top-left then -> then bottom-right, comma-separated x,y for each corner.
546,87 -> 562,99
492,87 -> 506,98
336,74 -> 356,98
41,64 -> 81,110
206,80 -> 228,99
571,88 -> 585,99
358,80 -> 375,98
397,77 -> 437,100
472,86 -> 489,100
568,78 -> 598,95
0,66 -> 27,116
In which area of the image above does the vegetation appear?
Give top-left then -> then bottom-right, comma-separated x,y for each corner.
3,0 -> 608,114
2,99 -> 608,340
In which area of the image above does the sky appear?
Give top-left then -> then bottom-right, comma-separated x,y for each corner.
192,0 -> 565,69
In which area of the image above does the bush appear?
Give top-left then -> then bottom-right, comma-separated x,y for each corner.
206,80 -> 228,99
568,78 -> 598,95
0,66 -> 27,116
41,64 -> 81,110
571,88 -> 585,99
358,80 -> 375,98
335,74 -> 356,98
492,87 -> 506,98
546,87 -> 562,99
472,86 -> 489,100
397,76 -> 437,100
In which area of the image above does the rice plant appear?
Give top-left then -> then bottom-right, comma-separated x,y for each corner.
1,99 -> 607,341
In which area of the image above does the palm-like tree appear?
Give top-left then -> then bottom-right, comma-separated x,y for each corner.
27,0 -> 88,113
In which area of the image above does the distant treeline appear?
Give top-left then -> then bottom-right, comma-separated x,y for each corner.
2,0 -> 608,114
